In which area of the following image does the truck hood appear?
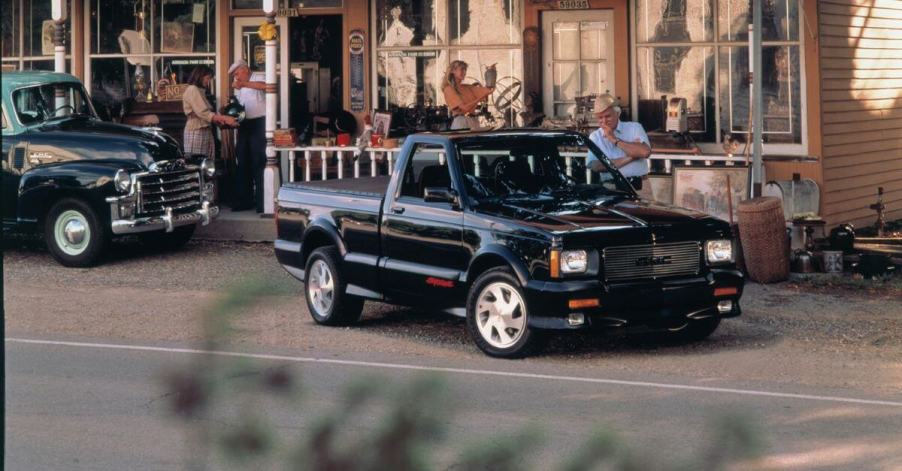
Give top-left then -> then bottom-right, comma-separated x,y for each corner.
28,116 -> 185,169
475,195 -> 732,244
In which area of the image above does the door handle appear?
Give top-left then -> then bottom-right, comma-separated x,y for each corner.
390,206 -> 405,214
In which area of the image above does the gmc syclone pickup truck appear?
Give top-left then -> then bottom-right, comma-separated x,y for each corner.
275,130 -> 744,357
2,72 -> 218,267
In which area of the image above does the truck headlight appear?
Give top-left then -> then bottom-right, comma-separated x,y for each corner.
561,250 -> 588,274
200,159 -> 216,178
706,239 -> 734,264
114,169 -> 131,193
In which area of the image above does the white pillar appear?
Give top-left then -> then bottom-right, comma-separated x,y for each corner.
262,3 -> 280,216
52,0 -> 68,113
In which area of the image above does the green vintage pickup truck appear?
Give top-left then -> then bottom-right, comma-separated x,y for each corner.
2,71 -> 218,267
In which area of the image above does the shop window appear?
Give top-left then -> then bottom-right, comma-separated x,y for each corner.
1,0 -> 72,71
373,0 -> 524,124
633,0 -> 804,151
88,0 -> 216,118
290,0 -> 344,8
232,0 -> 262,8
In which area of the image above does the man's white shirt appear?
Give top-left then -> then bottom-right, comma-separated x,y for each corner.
236,71 -> 266,120
586,121 -> 650,178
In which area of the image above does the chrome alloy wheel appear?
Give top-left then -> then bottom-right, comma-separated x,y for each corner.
475,281 -> 527,349
307,259 -> 335,316
54,210 -> 91,256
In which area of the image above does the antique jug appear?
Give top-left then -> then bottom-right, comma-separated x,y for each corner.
484,64 -> 498,89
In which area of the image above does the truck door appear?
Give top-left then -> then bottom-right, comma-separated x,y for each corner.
381,142 -> 468,303
2,106 -> 24,226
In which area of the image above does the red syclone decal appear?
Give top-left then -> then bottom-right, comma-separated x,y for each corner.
425,276 -> 454,288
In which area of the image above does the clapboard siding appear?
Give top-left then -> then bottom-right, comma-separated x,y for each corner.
819,0 -> 902,227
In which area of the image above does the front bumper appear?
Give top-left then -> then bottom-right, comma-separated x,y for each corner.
524,268 -> 744,330
109,201 -> 219,235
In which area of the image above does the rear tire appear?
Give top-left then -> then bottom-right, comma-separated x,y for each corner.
304,246 -> 364,325
44,198 -> 107,267
466,268 -> 544,358
138,225 -> 196,251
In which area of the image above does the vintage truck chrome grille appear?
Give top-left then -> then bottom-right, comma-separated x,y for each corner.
602,241 -> 701,282
136,169 -> 202,217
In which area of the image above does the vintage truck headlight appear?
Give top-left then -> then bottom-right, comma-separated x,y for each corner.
561,250 -> 588,274
200,159 -> 216,178
706,239 -> 734,264
114,169 -> 131,193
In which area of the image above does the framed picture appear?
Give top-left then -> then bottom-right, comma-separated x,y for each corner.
372,111 -> 392,137
42,20 -> 55,56
672,166 -> 750,223
161,22 -> 195,53
647,175 -> 673,204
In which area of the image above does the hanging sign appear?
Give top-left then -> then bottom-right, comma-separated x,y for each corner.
349,30 -> 366,112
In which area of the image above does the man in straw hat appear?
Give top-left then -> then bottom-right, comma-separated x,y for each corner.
585,94 -> 652,195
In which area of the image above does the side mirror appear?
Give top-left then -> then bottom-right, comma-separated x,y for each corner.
423,187 -> 459,207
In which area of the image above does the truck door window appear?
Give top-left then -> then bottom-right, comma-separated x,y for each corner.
399,144 -> 450,199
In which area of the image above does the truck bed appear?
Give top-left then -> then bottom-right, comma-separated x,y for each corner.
283,176 -> 391,198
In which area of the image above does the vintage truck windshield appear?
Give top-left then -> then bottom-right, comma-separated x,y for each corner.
456,135 -> 634,202
12,83 -> 96,126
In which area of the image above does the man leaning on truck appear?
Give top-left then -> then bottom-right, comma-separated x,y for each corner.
585,94 -> 653,197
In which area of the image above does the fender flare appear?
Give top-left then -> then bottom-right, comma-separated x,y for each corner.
464,244 -> 531,287
301,218 -> 347,260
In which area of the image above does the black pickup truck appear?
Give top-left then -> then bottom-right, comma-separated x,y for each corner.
275,130 -> 743,357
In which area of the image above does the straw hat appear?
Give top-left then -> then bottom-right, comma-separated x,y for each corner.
592,93 -> 619,114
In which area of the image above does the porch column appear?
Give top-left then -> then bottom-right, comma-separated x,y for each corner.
750,0 -> 764,197
262,0 -> 280,216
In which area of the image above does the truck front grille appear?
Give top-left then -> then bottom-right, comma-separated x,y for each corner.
603,241 -> 701,282
136,169 -> 202,217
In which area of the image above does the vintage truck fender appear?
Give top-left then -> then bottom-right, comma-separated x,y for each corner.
16,160 -> 141,227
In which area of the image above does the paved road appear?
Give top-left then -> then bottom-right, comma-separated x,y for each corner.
4,240 -> 902,469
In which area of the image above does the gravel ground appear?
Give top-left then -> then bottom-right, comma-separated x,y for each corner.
4,238 -> 901,394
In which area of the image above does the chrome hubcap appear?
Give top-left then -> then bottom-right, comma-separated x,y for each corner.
54,210 -> 90,256
476,282 -> 527,348
307,260 -> 335,316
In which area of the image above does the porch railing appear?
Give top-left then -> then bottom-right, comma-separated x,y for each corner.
275,145 -> 750,184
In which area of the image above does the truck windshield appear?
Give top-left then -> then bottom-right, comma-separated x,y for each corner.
455,134 -> 634,202
12,83 -> 96,126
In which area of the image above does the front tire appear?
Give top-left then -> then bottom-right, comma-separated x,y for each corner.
466,268 -> 544,358
304,246 -> 364,325
44,198 -> 108,267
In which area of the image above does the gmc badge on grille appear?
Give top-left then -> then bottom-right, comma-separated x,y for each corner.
635,255 -> 673,267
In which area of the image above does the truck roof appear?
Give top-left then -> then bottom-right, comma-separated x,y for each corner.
1,71 -> 83,90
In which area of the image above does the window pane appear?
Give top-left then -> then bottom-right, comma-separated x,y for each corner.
376,0 -> 442,47
552,22 -> 579,60
635,0 -> 713,43
718,0 -> 798,42
719,45 -> 801,144
23,0 -> 71,57
580,62 -> 607,96
23,59 -> 56,71
580,21 -> 609,60
158,56 -> 216,85
637,46 -> 714,139
377,50 -> 445,108
154,0 -> 216,54
232,0 -> 261,8
400,144 -> 448,198
554,103 -> 575,117
553,62 -> 578,101
449,0 -> 520,45
90,58 -> 132,120
91,0 -> 150,54
2,0 -> 20,57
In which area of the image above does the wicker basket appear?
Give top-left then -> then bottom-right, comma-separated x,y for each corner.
737,197 -> 789,283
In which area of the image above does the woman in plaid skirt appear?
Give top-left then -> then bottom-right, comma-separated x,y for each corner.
182,66 -> 237,159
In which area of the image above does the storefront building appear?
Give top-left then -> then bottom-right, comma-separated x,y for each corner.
2,0 -> 899,227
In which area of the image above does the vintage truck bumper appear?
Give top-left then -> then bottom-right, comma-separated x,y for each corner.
523,268 -> 744,330
108,201 -> 219,235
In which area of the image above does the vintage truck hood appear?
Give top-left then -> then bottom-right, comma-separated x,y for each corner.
475,195 -> 731,245
25,116 -> 184,169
